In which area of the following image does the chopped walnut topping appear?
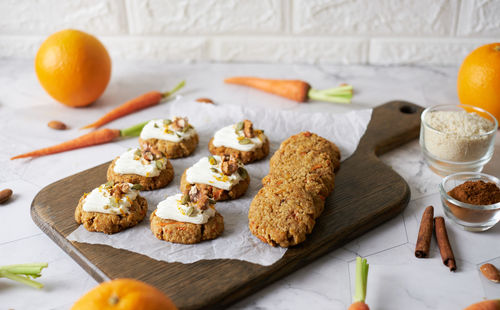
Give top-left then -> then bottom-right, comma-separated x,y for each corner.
221,154 -> 239,175
196,195 -> 209,211
118,183 -> 130,193
140,143 -> 163,160
188,185 -> 211,210
188,186 -> 200,203
142,151 -> 154,162
243,119 -> 254,138
110,183 -> 130,199
171,116 -> 188,131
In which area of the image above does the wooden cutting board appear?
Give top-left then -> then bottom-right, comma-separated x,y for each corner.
31,100 -> 423,309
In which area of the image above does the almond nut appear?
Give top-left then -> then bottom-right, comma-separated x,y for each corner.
48,120 -> 67,130
480,263 -> 500,283
0,188 -> 13,204
196,97 -> 214,104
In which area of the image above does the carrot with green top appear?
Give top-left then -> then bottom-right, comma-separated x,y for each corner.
11,121 -> 148,160
348,257 -> 370,310
0,262 -> 48,289
464,300 -> 500,310
81,80 -> 185,129
224,77 -> 353,104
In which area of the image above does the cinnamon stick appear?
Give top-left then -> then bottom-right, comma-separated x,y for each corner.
434,216 -> 456,271
415,206 -> 434,258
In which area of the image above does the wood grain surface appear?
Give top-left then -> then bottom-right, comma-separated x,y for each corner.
31,100 -> 423,309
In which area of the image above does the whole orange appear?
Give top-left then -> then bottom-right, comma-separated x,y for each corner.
35,29 -> 111,107
457,43 -> 500,125
71,278 -> 177,310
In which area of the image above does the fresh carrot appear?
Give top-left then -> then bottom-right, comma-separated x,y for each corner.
11,121 -> 149,160
224,76 -> 353,104
81,80 -> 185,129
464,300 -> 500,310
225,77 -> 310,102
348,257 -> 370,310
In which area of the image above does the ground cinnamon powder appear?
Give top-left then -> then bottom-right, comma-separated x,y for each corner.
448,180 -> 500,205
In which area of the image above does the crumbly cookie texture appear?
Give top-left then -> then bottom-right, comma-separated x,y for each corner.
107,158 -> 174,191
139,133 -> 199,159
180,168 -> 250,201
271,131 -> 341,172
249,183 -> 317,247
150,210 -> 224,244
208,137 -> 269,164
249,131 -> 340,247
75,195 -> 148,234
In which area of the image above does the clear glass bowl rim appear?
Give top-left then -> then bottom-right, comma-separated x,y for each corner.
439,172 -> 500,210
421,104 -> 498,138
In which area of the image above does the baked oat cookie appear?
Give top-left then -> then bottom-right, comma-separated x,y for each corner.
248,182 -> 318,247
74,182 -> 147,234
266,149 -> 336,198
107,147 -> 174,191
208,120 -> 269,164
139,117 -> 198,158
179,154 -> 250,201
150,211 -> 224,244
250,131 -> 340,247
150,190 -> 224,244
271,131 -> 341,172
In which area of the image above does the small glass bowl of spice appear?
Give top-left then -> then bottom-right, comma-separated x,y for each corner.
440,172 -> 500,232
420,104 -> 497,176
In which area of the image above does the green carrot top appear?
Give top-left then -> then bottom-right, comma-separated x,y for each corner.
354,257 -> 369,303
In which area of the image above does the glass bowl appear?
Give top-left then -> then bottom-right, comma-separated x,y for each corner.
439,172 -> 500,232
420,104 -> 497,176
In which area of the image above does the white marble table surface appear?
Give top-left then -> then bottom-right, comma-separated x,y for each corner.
0,60 -> 499,310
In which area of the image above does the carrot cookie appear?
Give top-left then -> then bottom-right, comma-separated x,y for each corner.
249,132 -> 340,247
139,117 -> 198,158
248,182 -> 318,247
180,154 -> 250,201
150,188 -> 224,244
75,182 -> 147,234
271,131 -> 341,172
208,119 -> 269,164
265,149 -> 336,198
107,147 -> 174,191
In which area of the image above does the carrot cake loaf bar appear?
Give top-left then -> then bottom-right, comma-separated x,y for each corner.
139,117 -> 198,158
208,119 -> 269,164
75,182 -> 147,234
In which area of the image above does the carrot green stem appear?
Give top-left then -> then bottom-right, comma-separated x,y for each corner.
162,80 -> 186,98
0,263 -> 48,289
353,257 -> 369,303
120,121 -> 150,137
0,263 -> 48,277
308,84 -> 353,104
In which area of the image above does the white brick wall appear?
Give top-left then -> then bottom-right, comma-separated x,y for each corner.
0,0 -> 498,65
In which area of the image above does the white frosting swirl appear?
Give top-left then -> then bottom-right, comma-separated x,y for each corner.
140,119 -> 196,142
113,148 -> 167,177
186,155 -> 244,191
212,124 -> 265,152
82,183 -> 139,215
155,194 -> 216,224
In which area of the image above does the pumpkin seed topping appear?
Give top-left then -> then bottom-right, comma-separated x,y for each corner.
237,167 -> 248,179
235,121 -> 244,133
208,156 -> 217,165
238,138 -> 252,145
131,184 -> 143,190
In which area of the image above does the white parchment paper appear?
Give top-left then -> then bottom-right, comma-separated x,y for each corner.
68,100 -> 372,266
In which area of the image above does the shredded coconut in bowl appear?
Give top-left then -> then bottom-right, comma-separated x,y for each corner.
423,110 -> 495,162
426,111 -> 494,136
